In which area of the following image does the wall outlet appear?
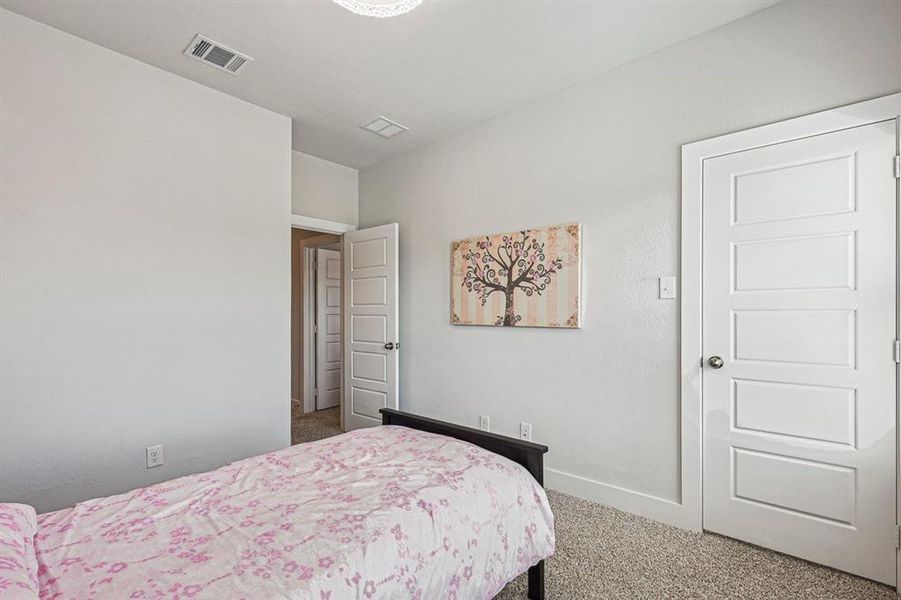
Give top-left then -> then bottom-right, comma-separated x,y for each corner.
520,422 -> 533,441
479,415 -> 490,431
146,445 -> 164,468
659,276 -> 677,299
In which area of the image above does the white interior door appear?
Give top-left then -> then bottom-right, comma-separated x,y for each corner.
702,120 -> 897,584
315,248 -> 342,410
343,223 -> 399,430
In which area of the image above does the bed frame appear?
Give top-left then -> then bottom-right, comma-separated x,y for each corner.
380,408 -> 549,600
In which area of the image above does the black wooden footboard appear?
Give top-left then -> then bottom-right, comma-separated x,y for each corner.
380,408 -> 549,600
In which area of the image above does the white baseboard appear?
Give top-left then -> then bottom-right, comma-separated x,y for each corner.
544,467 -> 698,531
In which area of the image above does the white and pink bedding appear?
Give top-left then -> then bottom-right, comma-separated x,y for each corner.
1,426 -> 554,599
0,504 -> 40,598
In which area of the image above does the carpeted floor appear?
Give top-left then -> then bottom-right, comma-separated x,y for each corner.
291,402 -> 342,444
496,490 -> 893,599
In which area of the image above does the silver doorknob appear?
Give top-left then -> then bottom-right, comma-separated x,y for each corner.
707,356 -> 724,369
384,342 -> 395,350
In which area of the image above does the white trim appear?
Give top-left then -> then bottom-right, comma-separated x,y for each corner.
893,99 -> 901,594
545,468 -> 694,530
680,93 -> 901,560
291,214 -> 356,234
302,247 -> 316,413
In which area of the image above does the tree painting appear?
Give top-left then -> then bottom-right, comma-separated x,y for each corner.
451,224 -> 581,328
461,231 -> 562,326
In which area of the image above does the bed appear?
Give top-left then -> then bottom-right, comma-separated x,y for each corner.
0,409 -> 553,599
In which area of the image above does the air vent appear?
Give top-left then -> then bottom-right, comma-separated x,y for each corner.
183,34 -> 253,76
362,116 -> 408,139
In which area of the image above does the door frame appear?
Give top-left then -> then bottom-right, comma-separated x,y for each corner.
301,239 -> 342,406
291,217 -> 353,431
291,213 -> 356,234
302,246 -> 316,413
680,92 -> 901,567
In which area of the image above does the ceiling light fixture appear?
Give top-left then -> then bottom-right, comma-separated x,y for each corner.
332,0 -> 421,18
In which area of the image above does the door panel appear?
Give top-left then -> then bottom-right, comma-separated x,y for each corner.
351,278 -> 387,305
732,154 -> 854,224
351,387 -> 387,420
732,379 -> 855,445
351,315 -> 387,343
351,351 -> 387,381
733,233 -> 855,291
315,248 -> 342,410
702,120 -> 897,584
732,448 -> 856,524
343,223 -> 399,430
732,309 -> 855,366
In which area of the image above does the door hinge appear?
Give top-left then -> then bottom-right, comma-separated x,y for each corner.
895,525 -> 900,549
313,388 -> 318,397
313,324 -> 318,334
895,340 -> 901,363
895,155 -> 901,179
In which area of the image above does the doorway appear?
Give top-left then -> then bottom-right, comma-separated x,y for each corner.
682,93 -> 900,586
291,227 -> 344,444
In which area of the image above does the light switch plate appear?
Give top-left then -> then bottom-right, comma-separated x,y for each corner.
659,276 -> 677,299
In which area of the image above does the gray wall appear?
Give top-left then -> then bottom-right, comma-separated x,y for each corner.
359,0 -> 901,508
292,151 -> 359,225
0,9 -> 292,513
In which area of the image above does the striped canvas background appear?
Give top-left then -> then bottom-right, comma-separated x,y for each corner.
451,223 -> 581,328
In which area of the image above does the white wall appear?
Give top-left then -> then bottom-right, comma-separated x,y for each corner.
359,0 -> 901,522
292,150 -> 358,226
0,9 -> 292,513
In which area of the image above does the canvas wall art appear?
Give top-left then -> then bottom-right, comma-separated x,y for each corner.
451,223 -> 581,328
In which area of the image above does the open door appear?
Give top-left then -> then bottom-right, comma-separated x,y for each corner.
343,223 -> 399,430
315,248 -> 342,410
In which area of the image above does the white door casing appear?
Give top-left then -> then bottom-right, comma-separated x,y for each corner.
701,120 -> 897,584
343,223 -> 399,431
315,248 -> 342,410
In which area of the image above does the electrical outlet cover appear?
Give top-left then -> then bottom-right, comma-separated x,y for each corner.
520,422 -> 533,441
146,445 -> 164,468
479,415 -> 490,431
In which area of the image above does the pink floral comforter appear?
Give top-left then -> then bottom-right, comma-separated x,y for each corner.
0,504 -> 40,598
4,426 -> 554,599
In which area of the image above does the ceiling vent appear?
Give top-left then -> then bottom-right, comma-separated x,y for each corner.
183,34 -> 253,76
362,116 -> 408,139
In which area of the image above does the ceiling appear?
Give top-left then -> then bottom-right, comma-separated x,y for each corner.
1,0 -> 777,168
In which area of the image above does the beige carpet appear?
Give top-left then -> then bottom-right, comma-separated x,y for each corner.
291,403 -> 342,445
496,490 -> 893,599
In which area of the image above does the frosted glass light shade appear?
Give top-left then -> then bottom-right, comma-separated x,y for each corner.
332,0 -> 422,18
